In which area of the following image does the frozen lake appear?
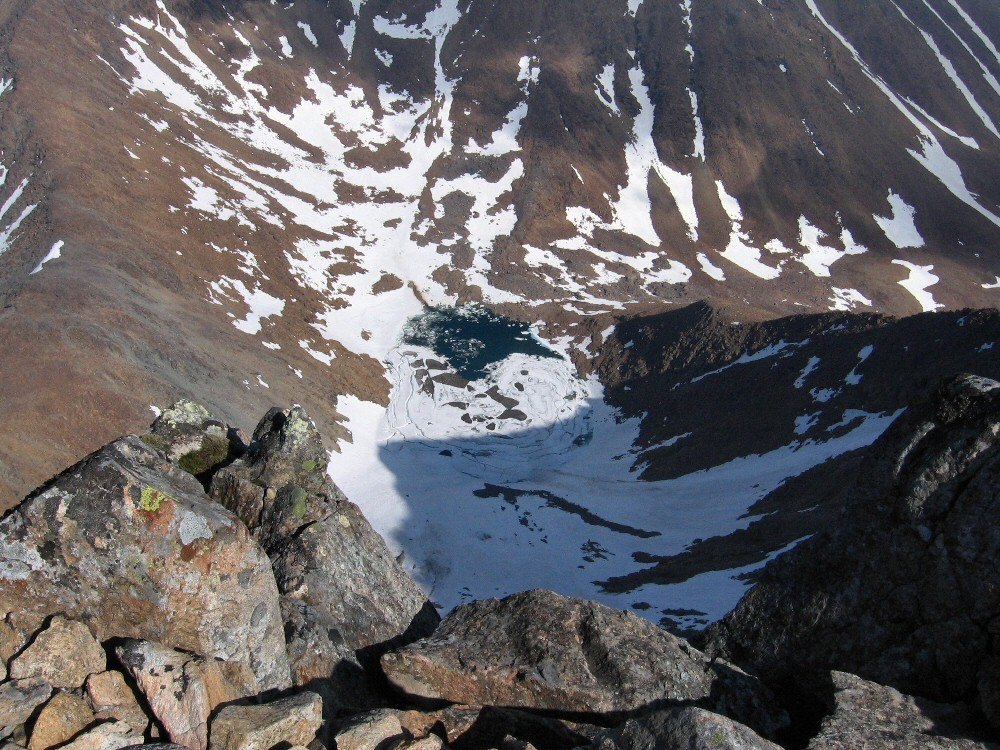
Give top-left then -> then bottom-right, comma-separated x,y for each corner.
329,307 -> 899,629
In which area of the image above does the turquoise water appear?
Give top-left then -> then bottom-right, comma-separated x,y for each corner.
401,305 -> 561,380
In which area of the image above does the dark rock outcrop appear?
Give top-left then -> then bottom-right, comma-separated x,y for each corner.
806,672 -> 998,750
704,374 -> 1000,727
0,436 -> 290,691
211,406 -> 439,710
382,589 -> 786,737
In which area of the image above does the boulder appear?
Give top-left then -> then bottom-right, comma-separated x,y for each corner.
586,707 -> 781,750
85,671 -> 151,735
381,589 -> 784,735
211,407 -> 438,706
117,640 -> 213,750
0,679 -> 52,731
208,692 -> 323,750
807,672 -> 995,750
333,709 -> 405,750
9,617 -> 105,689
55,721 -> 142,750
0,436 -> 289,691
27,692 -> 95,750
703,375 -> 1000,722
117,640 -> 254,750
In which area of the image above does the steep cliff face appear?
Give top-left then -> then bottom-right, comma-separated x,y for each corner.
703,374 -> 1000,730
0,0 -> 997,508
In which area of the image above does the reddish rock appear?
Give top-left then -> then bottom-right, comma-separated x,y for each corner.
9,617 -> 105,689
0,436 -> 289,690
27,692 -> 95,750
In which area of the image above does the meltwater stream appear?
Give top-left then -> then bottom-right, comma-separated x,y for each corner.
330,306 -> 900,630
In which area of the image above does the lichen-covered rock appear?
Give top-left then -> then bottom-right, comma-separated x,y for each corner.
117,640 -> 253,750
382,589 -> 783,734
85,671 -> 150,735
208,692 -> 323,750
9,617 -> 105,689
212,407 -> 438,708
704,375 -> 1000,724
27,692 -> 95,750
142,400 -> 245,482
0,436 -> 289,691
806,672 -> 995,750
587,707 -> 782,750
117,641 -> 209,750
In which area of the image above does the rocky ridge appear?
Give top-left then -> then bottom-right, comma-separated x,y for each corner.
702,373 -> 1000,729
2,380 -> 1000,749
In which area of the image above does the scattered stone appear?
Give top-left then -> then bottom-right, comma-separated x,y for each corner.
333,709 -> 404,750
440,705 -> 600,750
212,407 -> 438,708
56,721 -> 142,750
0,436 -> 290,691
9,617 -> 105,689
403,736 -> 444,750
0,679 -> 52,729
496,737 -> 535,750
704,375 -> 1000,725
587,707 -> 782,750
424,706 -> 481,746
807,672 -> 995,749
27,692 -> 95,750
85,670 -> 150,734
121,745 -> 189,750
209,692 -> 323,750
117,640 -> 226,750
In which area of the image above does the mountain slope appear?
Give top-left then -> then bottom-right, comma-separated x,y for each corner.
0,0 -> 997,614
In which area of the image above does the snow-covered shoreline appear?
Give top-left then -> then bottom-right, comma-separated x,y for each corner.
330,331 -> 901,629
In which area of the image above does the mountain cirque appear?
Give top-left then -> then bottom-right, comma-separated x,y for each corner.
0,0 -> 997,508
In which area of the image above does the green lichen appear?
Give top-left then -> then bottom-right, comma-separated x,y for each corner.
711,728 -> 726,747
283,409 -> 314,448
178,435 -> 230,477
290,487 -> 309,519
139,486 -> 170,512
139,433 -> 170,453
162,400 -> 212,427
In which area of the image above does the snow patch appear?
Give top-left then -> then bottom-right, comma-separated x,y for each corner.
30,241 -> 65,275
830,287 -> 873,311
892,259 -> 943,312
874,191 -> 924,249
297,21 -> 318,47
